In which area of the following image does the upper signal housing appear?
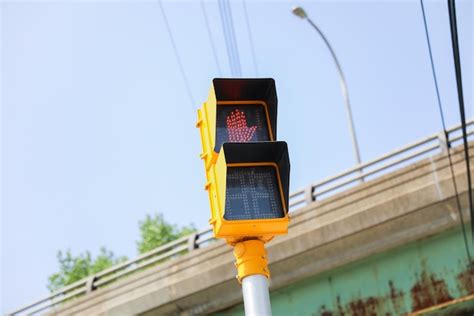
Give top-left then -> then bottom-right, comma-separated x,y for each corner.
197,78 -> 278,170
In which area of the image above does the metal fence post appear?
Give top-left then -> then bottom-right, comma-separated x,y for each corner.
438,131 -> 449,154
85,276 -> 96,294
359,165 -> 365,182
304,185 -> 315,205
187,233 -> 198,252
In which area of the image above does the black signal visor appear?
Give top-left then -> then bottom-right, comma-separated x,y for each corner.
212,78 -> 278,153
221,141 -> 290,220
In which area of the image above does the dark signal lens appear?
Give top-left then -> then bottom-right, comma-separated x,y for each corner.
215,104 -> 270,152
224,166 -> 284,221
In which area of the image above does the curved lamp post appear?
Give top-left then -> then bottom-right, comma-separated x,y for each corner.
292,6 -> 363,174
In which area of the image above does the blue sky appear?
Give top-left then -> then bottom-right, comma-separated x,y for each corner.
1,0 -> 472,313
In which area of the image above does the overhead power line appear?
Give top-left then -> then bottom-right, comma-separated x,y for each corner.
159,1 -> 195,109
447,0 -> 474,248
218,0 -> 241,77
224,0 -> 242,76
243,1 -> 258,76
201,0 -> 223,76
218,0 -> 235,75
419,0 -> 471,263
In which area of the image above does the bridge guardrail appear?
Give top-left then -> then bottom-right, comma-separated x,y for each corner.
8,119 -> 473,315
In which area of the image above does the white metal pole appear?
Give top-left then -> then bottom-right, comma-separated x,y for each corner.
242,274 -> 272,316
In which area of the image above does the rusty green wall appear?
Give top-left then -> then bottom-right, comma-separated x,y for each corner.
216,225 -> 473,316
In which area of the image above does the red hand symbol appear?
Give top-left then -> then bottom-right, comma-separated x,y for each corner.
226,109 -> 257,142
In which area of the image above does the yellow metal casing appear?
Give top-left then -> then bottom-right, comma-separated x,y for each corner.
233,239 -> 269,282
207,142 -> 290,245
196,78 -> 278,171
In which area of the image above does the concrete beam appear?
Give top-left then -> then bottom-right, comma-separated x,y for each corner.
49,145 -> 473,316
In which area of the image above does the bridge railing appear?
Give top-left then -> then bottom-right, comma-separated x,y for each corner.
8,119 -> 473,315
289,119 -> 473,209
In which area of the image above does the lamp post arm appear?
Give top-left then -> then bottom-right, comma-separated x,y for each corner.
305,17 -> 363,167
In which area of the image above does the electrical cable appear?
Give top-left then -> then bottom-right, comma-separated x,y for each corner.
218,0 -> 237,76
200,0 -> 223,76
447,0 -> 474,251
223,0 -> 242,77
159,1 -> 195,109
420,0 -> 472,263
243,0 -> 258,76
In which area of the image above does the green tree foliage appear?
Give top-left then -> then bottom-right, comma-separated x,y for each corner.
48,213 -> 195,292
47,247 -> 127,292
137,213 -> 196,254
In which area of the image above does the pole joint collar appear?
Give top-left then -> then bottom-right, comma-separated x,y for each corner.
233,239 -> 269,283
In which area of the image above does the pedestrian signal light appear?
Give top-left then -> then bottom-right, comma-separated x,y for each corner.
208,142 -> 290,244
216,103 -> 271,145
224,164 -> 284,221
197,78 -> 291,288
197,79 -> 278,170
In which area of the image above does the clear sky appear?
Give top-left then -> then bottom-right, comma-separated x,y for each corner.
1,0 -> 472,313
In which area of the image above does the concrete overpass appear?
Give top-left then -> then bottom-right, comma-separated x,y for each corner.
9,123 -> 474,315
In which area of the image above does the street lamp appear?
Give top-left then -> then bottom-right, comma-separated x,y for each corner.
292,6 -> 363,173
